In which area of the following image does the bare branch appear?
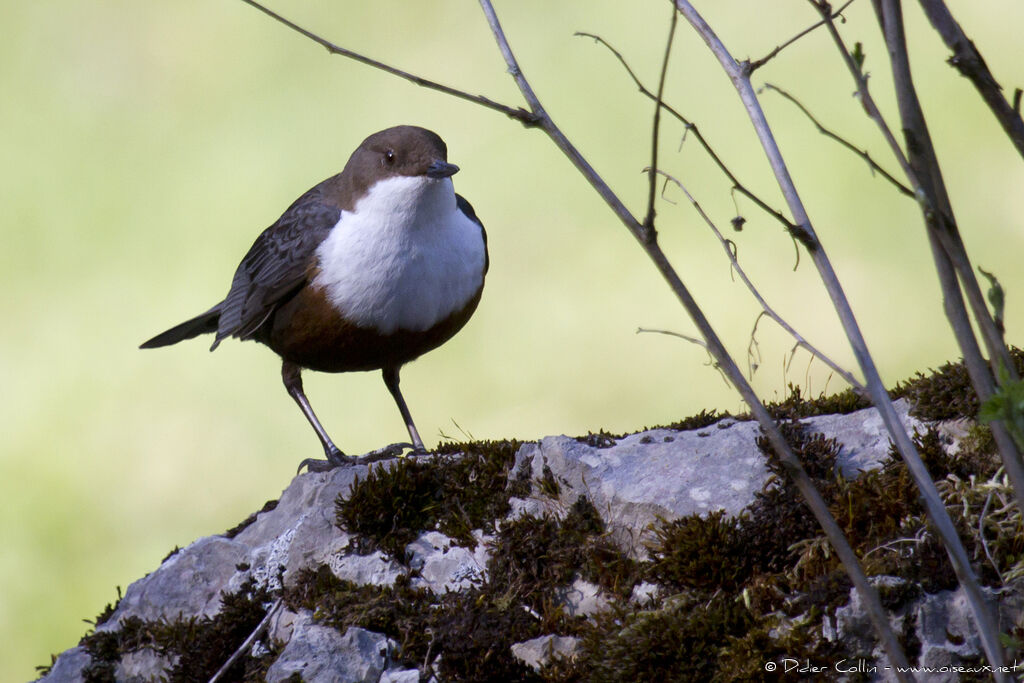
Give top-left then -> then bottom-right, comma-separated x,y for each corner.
209,599 -> 281,683
807,1 -> 921,190
871,0 -> 1024,530
762,83 -> 913,196
576,32 -> 798,235
676,0 -> 1002,674
237,0 -> 539,126
653,167 -> 865,393
917,0 -> 1024,159
475,5 -> 913,669
643,5 -> 679,234
812,0 -> 1024,522
749,0 -> 859,72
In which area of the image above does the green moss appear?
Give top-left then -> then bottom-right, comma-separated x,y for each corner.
660,408 -> 730,432
287,495 -> 642,679
286,568 -> 436,661
538,463 -> 561,498
648,511 -> 748,591
429,588 -> 544,682
79,578 -> 277,682
718,610 -> 864,682
575,430 -> 618,449
742,423 -> 842,575
954,424 -> 1001,480
765,385 -> 872,420
489,497 -> 618,619
567,594 -> 753,682
892,347 -> 1024,420
573,409 -> 730,449
336,440 -> 521,558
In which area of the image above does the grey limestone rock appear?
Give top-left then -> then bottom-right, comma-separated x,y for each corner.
406,530 -> 490,594
509,399 -> 921,556
265,612 -> 396,683
511,634 -> 581,671
36,398 -> 1003,683
509,421 -> 769,554
802,398 -> 923,477
378,669 -> 421,683
36,647 -> 90,683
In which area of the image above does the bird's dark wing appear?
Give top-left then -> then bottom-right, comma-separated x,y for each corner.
456,193 -> 488,274
213,196 -> 341,349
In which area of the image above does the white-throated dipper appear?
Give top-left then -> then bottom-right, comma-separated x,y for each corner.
141,125 -> 488,472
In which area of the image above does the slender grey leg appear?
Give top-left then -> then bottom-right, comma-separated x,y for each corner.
282,360 -> 353,472
382,365 -> 426,453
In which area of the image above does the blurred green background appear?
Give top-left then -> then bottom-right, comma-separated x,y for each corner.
2,1 -> 1021,679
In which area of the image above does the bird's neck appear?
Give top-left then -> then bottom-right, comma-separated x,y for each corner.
351,176 -> 456,231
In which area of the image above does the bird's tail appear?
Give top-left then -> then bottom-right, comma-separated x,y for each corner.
140,304 -> 222,350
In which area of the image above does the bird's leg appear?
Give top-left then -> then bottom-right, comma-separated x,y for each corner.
282,360 -> 354,472
382,366 -> 427,454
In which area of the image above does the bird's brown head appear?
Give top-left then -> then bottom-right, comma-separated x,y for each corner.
336,126 -> 456,201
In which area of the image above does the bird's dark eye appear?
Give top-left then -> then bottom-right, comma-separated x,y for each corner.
383,149 -> 396,166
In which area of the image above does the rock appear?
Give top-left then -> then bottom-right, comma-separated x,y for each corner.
630,581 -> 661,605
828,575 -> 910,656
557,578 -> 608,617
510,634 -> 580,671
379,669 -> 421,683
328,549 -> 405,588
509,400 -> 922,555
914,586 -> 986,672
828,577 -> 995,683
265,612 -> 396,683
802,399 -> 923,477
406,530 -> 489,594
114,649 -> 173,682
36,398 -> 1018,682
99,535 -> 248,629
509,421 -> 769,554
36,647 -> 90,683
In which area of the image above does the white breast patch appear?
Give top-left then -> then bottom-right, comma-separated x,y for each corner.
311,175 -> 486,334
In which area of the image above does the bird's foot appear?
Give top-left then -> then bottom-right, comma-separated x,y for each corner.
362,442 -> 427,463
297,447 -> 355,474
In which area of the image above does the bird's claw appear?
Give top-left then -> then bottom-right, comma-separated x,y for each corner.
296,447 -> 355,474
363,442 -> 428,462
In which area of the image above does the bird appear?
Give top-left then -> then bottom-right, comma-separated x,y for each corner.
141,125 -> 488,472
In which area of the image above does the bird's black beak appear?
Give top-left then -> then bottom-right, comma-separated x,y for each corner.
426,160 -> 460,179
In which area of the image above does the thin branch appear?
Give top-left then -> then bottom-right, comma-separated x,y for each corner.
676,0 -> 1003,675
643,5 -> 679,235
477,1 -> 912,675
917,0 -> 1024,159
978,487 -> 1004,584
749,0 -> 859,72
811,0 -> 1024,530
812,0 -> 1018,385
653,168 -> 865,393
237,0 -> 538,126
762,83 -> 913,196
636,328 -> 736,390
807,1 -> 919,186
749,311 -> 765,377
209,599 -> 281,683
806,1 -> 1024,520
870,0 -> 1024,528
576,32 -> 799,235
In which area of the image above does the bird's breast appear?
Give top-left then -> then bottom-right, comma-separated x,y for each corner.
310,195 -> 486,335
